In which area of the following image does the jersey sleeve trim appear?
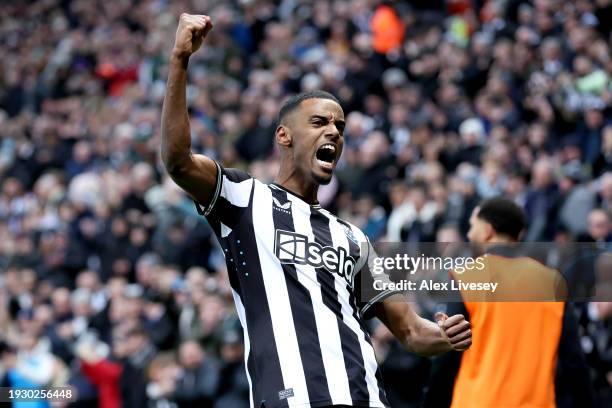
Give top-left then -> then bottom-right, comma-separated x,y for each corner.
355,236 -> 403,319
359,288 -> 403,320
194,160 -> 223,217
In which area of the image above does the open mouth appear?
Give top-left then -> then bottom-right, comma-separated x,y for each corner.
315,143 -> 337,170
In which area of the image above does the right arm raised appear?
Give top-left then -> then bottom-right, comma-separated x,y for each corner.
161,13 -> 217,206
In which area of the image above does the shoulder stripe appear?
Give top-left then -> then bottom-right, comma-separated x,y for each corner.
205,161 -> 223,216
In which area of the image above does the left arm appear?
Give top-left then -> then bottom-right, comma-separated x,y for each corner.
372,294 -> 471,357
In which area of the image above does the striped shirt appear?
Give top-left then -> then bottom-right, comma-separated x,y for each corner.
194,163 -> 397,408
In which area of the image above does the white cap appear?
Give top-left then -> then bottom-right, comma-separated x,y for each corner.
459,118 -> 485,143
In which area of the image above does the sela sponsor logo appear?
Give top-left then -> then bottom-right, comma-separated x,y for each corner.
272,197 -> 291,214
274,229 -> 356,284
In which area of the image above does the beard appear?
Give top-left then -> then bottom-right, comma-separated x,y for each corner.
313,172 -> 332,185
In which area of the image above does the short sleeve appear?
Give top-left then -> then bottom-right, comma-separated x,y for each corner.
353,238 -> 403,320
193,161 -> 254,235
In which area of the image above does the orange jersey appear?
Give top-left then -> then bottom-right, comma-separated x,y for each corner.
451,254 -> 566,408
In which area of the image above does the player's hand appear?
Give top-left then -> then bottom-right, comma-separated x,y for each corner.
172,13 -> 213,60
435,312 -> 472,351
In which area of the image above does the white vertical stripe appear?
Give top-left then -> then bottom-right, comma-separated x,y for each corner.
232,290 -> 254,408
323,211 -> 384,407
252,181 -> 309,407
221,176 -> 253,207
287,195 -> 353,406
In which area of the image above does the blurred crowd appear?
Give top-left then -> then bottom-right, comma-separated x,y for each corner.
0,0 -> 611,407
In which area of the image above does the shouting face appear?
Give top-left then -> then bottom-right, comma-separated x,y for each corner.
277,98 -> 345,185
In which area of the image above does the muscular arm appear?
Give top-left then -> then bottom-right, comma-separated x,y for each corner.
161,13 -> 217,205
373,294 -> 471,357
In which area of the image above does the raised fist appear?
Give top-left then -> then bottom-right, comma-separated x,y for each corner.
172,13 -> 213,59
435,312 -> 472,352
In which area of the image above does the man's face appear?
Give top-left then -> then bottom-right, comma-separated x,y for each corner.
179,341 -> 203,369
467,207 -> 491,244
281,98 -> 345,185
588,211 -> 610,241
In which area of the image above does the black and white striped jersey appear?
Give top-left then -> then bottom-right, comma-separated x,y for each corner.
194,162 -> 399,408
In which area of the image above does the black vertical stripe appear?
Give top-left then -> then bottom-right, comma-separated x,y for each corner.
374,366 -> 388,406
209,196 -> 250,230
235,184 -> 288,408
221,237 -> 243,298
308,210 -> 347,320
334,219 -> 372,334
336,219 -> 389,406
220,236 -> 254,406
269,187 -> 332,404
247,347 -> 257,408
335,221 -> 374,321
346,281 -> 389,406
309,209 -> 371,405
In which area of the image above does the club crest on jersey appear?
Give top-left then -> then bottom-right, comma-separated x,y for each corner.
342,224 -> 359,245
274,229 -> 356,284
272,197 -> 292,214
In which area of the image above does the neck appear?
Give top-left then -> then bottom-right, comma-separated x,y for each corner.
273,174 -> 319,204
483,235 -> 515,247
273,159 -> 319,204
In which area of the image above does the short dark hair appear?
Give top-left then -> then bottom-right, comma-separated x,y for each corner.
277,90 -> 341,125
476,197 -> 526,240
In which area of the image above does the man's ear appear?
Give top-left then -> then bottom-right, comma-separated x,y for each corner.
484,223 -> 495,242
276,125 -> 292,147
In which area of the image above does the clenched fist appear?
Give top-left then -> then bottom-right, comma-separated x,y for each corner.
435,312 -> 472,351
172,13 -> 213,60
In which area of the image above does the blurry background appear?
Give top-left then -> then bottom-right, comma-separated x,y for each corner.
0,0 -> 610,407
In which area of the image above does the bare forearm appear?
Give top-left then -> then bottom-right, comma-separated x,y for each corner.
375,299 -> 470,357
161,54 -> 192,175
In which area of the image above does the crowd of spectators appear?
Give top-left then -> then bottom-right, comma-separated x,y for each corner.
0,0 -> 611,406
